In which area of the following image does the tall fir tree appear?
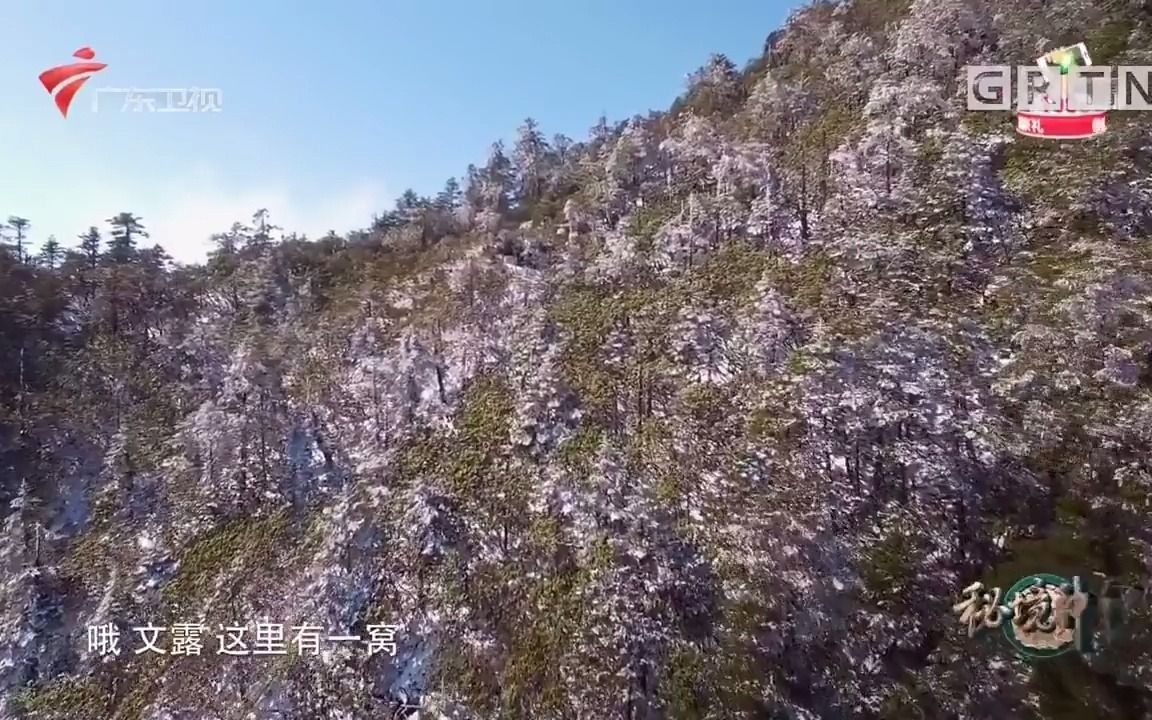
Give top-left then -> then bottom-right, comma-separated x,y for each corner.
37,235 -> 61,268
106,212 -> 148,264
6,217 -> 30,263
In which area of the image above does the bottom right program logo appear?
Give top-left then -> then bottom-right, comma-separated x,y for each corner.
954,573 -> 1145,659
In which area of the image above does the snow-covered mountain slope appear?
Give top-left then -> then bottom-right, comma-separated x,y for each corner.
2,0 -> 1151,717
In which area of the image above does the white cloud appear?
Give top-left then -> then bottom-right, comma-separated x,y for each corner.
22,166 -> 392,264
146,173 -> 391,263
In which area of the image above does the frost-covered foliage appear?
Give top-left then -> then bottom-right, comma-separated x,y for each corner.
2,0 -> 1152,718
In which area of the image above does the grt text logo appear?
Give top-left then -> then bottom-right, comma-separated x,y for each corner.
967,66 -> 1152,111
966,43 -> 1152,139
39,47 -> 107,117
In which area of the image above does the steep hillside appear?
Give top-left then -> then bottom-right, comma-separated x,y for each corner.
2,0 -> 1152,718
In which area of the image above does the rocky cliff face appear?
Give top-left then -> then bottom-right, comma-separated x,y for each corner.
3,0 -> 1152,718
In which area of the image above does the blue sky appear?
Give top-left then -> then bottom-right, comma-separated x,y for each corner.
0,1 -> 796,263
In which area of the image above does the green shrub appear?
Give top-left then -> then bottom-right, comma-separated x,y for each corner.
11,677 -> 107,720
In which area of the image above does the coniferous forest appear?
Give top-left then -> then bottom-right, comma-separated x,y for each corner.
2,0 -> 1152,717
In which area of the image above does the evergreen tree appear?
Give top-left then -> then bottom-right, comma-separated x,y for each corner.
6,217 -> 30,263
553,133 -> 573,164
482,141 -> 514,212
371,211 -> 402,233
106,212 -> 148,263
512,117 -> 551,204
436,177 -> 463,211
684,53 -> 744,116
77,227 -> 102,268
37,235 -> 61,268
250,208 -> 280,250
211,221 -> 251,257
396,189 -> 423,223
464,163 -> 485,211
